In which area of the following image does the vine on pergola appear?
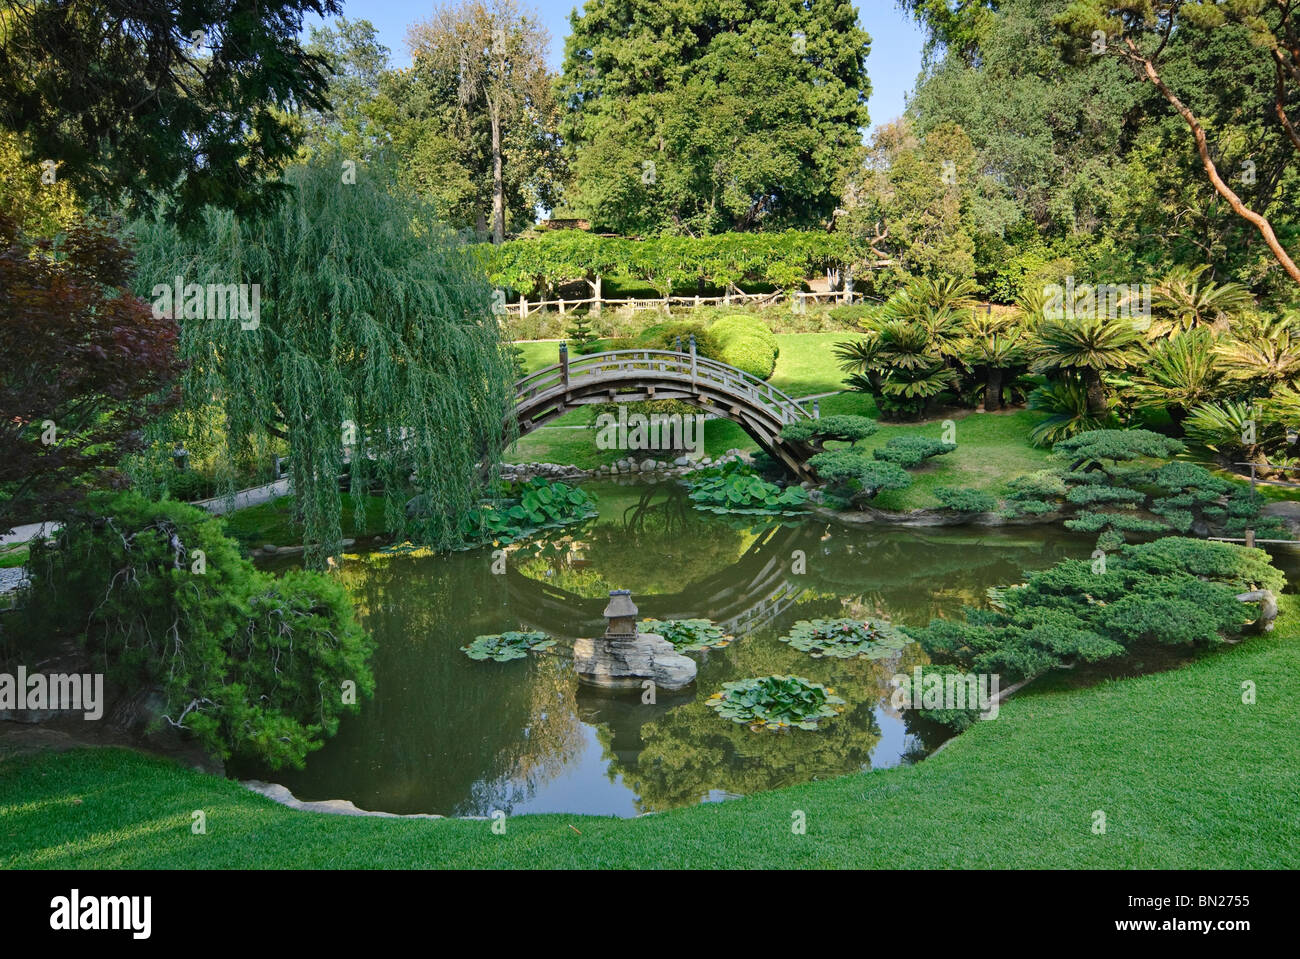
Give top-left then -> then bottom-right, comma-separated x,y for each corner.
131,158 -> 517,568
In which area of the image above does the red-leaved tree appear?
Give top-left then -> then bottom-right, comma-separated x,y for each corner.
0,213 -> 180,533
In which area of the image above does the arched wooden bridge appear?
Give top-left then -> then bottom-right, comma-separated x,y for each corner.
512,346 -> 818,479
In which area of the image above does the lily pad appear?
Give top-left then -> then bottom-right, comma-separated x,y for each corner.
461,630 -> 557,662
706,675 -> 845,731
780,617 -> 909,660
639,618 -> 732,651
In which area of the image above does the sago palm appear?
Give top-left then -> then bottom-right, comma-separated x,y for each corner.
962,317 -> 1027,412
881,274 -> 979,323
1128,328 -> 1222,433
1214,313 -> 1300,393
1031,315 -> 1142,415
1028,377 -> 1116,446
1149,264 -> 1254,338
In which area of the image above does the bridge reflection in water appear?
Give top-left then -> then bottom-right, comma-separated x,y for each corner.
237,481 -> 1091,817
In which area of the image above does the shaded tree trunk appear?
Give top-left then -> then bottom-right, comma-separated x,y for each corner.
1084,368 -> 1107,416
490,98 -> 504,245
984,366 -> 1002,411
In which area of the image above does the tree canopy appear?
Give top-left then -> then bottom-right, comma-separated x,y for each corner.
129,159 -> 517,568
0,0 -> 341,224
557,0 -> 871,235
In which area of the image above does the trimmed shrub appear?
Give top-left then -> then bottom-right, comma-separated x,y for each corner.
908,537 -> 1272,683
809,450 -> 912,499
637,320 -> 723,361
780,415 -> 879,450
708,313 -> 779,380
873,435 -> 957,467
16,492 -> 373,768
934,487 -> 997,512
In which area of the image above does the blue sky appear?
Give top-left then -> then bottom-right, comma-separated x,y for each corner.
307,1 -> 925,132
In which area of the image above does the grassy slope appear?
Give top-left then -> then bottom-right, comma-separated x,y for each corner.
5,597 -> 1299,869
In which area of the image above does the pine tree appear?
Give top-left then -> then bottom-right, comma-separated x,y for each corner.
566,312 -> 600,353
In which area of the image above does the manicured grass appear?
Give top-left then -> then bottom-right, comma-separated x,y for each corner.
766,332 -> 853,397
0,544 -> 28,569
6,597 -> 1299,869
849,410 -> 1055,511
220,494 -> 389,550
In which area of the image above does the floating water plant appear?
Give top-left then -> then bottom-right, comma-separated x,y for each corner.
780,617 -> 908,659
706,675 -> 845,731
461,630 -> 557,662
686,462 -> 808,515
639,618 -> 732,650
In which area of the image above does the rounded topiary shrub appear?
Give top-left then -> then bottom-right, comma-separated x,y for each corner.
708,313 -> 779,380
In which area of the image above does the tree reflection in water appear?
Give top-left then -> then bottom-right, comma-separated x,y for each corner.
235,480 -> 1093,816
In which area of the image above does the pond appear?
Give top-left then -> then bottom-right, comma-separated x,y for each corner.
230,481 -> 1158,816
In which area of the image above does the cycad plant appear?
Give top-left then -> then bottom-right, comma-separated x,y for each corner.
1027,376 -> 1115,446
1214,312 -> 1300,394
834,274 -> 978,418
1184,399 -> 1271,464
1031,315 -> 1142,415
1129,329 -> 1223,433
961,310 -> 1027,411
1149,264 -> 1254,338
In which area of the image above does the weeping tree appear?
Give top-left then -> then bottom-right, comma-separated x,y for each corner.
130,158 -> 517,568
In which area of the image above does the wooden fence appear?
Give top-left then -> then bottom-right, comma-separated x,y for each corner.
504,287 -> 871,319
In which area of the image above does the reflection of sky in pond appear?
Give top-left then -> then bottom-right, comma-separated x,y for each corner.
232,481 -> 1100,817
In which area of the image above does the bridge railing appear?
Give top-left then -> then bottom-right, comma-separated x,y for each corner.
513,349 -> 812,425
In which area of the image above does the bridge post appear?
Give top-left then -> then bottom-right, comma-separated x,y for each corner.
689,334 -> 698,389
560,341 -> 569,391
813,399 -> 820,420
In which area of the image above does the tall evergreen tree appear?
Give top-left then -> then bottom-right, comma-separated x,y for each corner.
558,0 -> 871,235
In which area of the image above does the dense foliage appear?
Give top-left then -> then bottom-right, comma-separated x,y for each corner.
0,0 -> 341,224
15,493 -> 373,768
557,0 -> 871,235
908,537 -> 1281,683
483,230 -> 858,297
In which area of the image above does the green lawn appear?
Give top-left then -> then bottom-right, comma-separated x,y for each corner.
847,409 -> 1055,511
6,596 -> 1299,868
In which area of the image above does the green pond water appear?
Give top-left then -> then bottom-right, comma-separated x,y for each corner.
232,480 -> 1294,817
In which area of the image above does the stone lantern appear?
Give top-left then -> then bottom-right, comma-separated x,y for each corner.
573,589 -> 696,691
604,590 -> 638,639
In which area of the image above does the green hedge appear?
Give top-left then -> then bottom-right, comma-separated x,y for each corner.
708,313 -> 779,380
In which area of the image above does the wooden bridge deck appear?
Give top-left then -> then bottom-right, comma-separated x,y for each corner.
512,347 -> 817,479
